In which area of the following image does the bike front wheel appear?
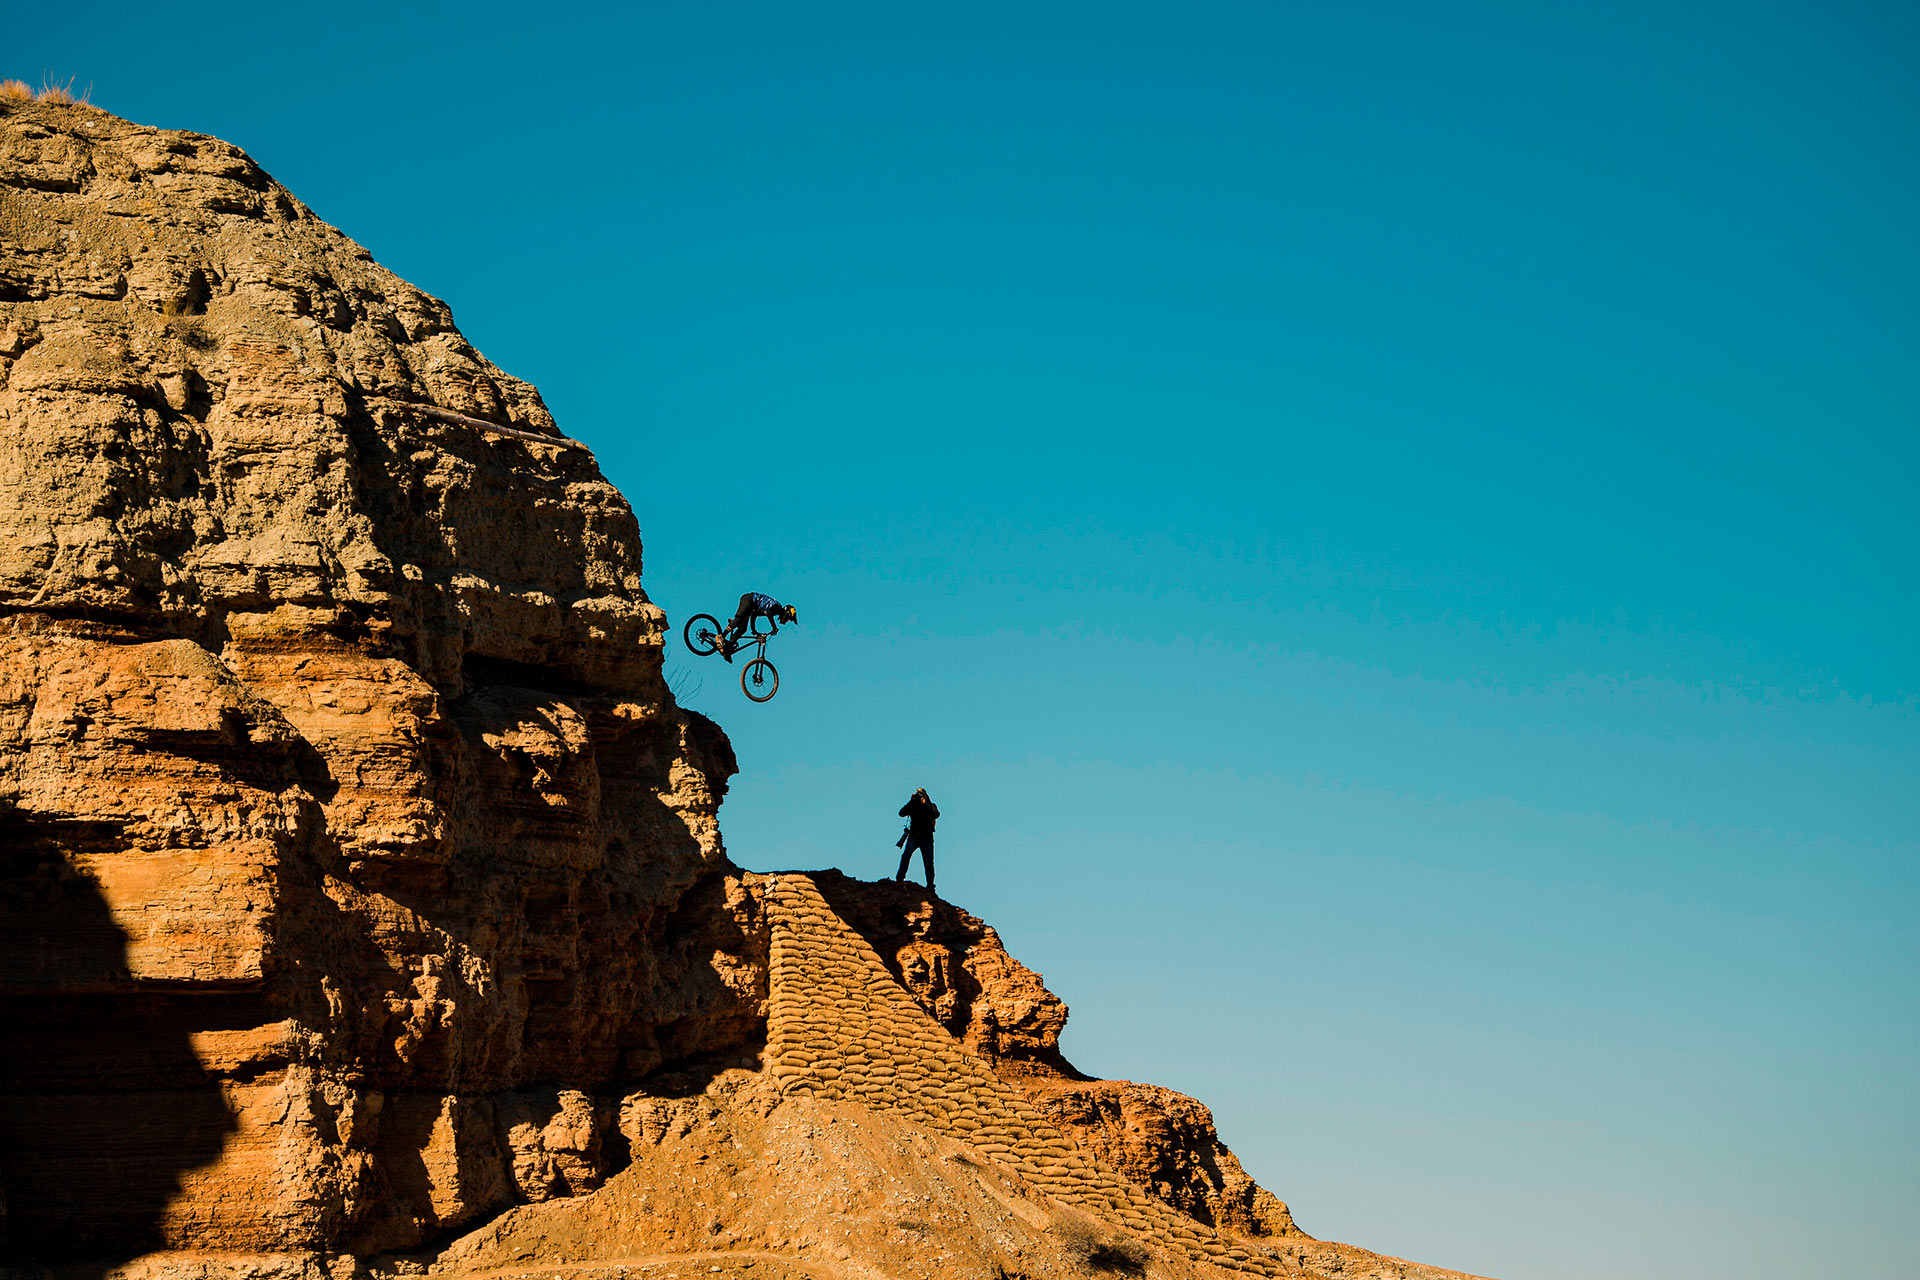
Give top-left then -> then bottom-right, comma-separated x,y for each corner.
742,657 -> 779,702
684,613 -> 723,656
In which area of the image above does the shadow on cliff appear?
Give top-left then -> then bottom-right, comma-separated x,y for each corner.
0,807 -> 238,1275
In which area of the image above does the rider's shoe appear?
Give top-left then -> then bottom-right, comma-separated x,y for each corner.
721,642 -> 735,663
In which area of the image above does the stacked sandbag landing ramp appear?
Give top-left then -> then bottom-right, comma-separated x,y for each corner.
762,873 -> 1291,1276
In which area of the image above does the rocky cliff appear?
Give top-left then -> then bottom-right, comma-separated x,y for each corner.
0,97 -> 1492,1280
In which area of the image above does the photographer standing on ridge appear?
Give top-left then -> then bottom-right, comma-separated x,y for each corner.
895,788 -> 939,893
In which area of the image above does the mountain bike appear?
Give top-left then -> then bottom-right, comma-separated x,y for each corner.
683,611 -> 781,702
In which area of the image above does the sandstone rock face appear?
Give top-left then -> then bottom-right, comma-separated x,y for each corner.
0,98 -> 1492,1280
1025,1080 -> 1299,1241
0,97 -> 751,1260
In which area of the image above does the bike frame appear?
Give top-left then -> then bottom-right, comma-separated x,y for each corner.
722,614 -> 777,644
690,613 -> 777,652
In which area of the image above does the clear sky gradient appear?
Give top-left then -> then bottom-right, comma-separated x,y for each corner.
12,4 -> 1917,1277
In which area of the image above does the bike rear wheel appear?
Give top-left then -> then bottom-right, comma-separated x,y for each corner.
742,657 -> 779,702
684,613 -> 723,656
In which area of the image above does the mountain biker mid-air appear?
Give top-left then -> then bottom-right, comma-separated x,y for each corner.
721,592 -> 798,661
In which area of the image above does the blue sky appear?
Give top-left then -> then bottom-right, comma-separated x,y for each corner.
13,3 -> 1917,1276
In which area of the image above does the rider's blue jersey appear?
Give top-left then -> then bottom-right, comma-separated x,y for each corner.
747,593 -> 784,614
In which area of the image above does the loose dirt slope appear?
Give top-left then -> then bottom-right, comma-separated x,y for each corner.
0,97 -> 1493,1280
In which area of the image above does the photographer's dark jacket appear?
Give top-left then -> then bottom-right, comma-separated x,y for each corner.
899,795 -> 939,838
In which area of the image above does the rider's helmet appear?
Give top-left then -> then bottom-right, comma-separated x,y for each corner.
784,605 -> 799,623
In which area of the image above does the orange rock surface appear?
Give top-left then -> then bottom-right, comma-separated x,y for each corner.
0,97 -> 1493,1280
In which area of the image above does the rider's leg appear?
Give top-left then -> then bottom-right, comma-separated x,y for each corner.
722,595 -> 754,660
724,594 -> 753,643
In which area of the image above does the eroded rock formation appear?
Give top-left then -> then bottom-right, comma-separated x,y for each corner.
0,94 -> 750,1259
0,97 -> 1491,1280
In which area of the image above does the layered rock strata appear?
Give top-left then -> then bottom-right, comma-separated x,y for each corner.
0,94 -> 751,1259
0,97 -> 1492,1280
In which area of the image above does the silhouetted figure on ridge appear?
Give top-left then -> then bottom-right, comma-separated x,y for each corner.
895,788 -> 939,893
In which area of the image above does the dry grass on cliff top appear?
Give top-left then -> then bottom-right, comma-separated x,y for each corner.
0,77 -> 93,105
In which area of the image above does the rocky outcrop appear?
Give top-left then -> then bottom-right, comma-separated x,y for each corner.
1027,1080 -> 1300,1239
0,95 -> 753,1260
811,872 -> 1304,1245
807,870 -> 1074,1071
0,97 -> 1493,1280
